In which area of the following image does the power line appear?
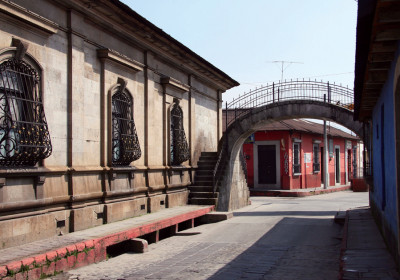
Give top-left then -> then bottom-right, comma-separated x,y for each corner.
306,72 -> 353,79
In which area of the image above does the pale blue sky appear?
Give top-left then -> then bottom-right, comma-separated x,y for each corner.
121,0 -> 358,104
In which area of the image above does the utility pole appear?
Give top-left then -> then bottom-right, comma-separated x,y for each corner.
267,61 -> 303,81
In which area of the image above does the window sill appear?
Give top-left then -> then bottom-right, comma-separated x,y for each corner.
293,173 -> 301,176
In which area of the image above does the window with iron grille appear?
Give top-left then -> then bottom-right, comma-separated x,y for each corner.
170,99 -> 189,165
293,142 -> 301,175
111,85 -> 141,166
313,143 -> 320,172
0,58 -> 52,166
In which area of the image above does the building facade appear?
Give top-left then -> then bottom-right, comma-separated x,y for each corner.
0,0 -> 238,249
241,119 -> 361,190
354,0 -> 400,265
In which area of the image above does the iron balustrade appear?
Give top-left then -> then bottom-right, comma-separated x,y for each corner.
213,80 -> 355,192
226,80 -> 353,128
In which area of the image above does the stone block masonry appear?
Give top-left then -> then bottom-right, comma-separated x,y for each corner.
0,0 -> 238,249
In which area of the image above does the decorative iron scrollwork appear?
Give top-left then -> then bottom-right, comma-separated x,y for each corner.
0,58 -> 52,166
111,85 -> 141,165
170,99 -> 189,165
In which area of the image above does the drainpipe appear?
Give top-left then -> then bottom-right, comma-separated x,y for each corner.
323,120 -> 329,189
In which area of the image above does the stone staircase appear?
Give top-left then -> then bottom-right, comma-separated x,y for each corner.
189,152 -> 219,206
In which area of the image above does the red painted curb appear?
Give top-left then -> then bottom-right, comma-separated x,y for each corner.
33,254 -> 46,267
45,251 -> 58,263
0,206 -> 214,280
0,266 -> 6,278
6,261 -> 21,275
56,248 -> 67,259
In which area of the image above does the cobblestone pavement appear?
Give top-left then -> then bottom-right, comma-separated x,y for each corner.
52,191 -> 369,280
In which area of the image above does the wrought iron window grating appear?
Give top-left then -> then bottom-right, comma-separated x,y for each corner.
170,100 -> 189,165
313,143 -> 320,172
0,58 -> 52,166
111,88 -> 141,165
293,142 -> 301,174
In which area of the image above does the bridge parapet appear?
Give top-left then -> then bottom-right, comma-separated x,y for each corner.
225,80 -> 354,128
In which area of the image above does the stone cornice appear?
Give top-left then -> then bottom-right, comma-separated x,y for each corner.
0,0 -> 58,34
160,76 -> 190,93
97,48 -> 144,72
58,0 -> 239,92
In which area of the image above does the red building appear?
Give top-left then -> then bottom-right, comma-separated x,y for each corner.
240,119 -> 360,190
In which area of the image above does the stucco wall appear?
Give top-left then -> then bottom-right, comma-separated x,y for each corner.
192,78 -> 219,165
244,129 -> 359,190
370,42 -> 400,242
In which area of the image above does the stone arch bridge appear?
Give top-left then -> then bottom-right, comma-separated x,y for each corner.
207,80 -> 364,211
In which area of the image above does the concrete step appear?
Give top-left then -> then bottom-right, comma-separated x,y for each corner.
197,162 -> 215,168
189,192 -> 218,198
198,158 -> 217,163
196,168 -> 214,174
188,185 -> 214,192
200,152 -> 218,157
196,170 -> 213,176
199,212 -> 233,223
194,175 -> 213,181
194,180 -> 213,186
334,211 -> 346,225
190,197 -> 218,206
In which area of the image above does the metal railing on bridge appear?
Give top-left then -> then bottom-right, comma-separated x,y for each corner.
213,80 -> 354,193
225,79 -> 353,128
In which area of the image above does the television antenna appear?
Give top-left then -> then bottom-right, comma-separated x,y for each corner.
267,60 -> 304,81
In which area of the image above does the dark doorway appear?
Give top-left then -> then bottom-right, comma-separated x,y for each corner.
347,150 -> 352,182
335,148 -> 340,184
320,147 -> 324,184
258,145 -> 276,184
381,104 -> 386,210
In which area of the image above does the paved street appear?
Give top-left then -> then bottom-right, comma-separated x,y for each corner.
53,191 -> 368,280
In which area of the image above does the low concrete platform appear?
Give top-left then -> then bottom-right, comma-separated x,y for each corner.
340,206 -> 400,279
0,205 -> 215,279
250,184 -> 351,197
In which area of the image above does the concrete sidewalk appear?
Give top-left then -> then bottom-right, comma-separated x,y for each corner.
251,184 -> 351,197
340,206 -> 400,279
0,205 -> 214,280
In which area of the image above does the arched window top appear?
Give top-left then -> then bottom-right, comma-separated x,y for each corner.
0,43 -> 52,166
112,88 -> 133,117
0,41 -> 43,73
170,99 -> 189,165
171,100 -> 183,118
111,78 -> 141,166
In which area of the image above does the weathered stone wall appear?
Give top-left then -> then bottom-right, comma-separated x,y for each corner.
217,151 -> 250,212
0,0 -> 237,249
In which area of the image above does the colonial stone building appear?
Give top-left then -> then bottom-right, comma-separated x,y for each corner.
0,0 -> 238,248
